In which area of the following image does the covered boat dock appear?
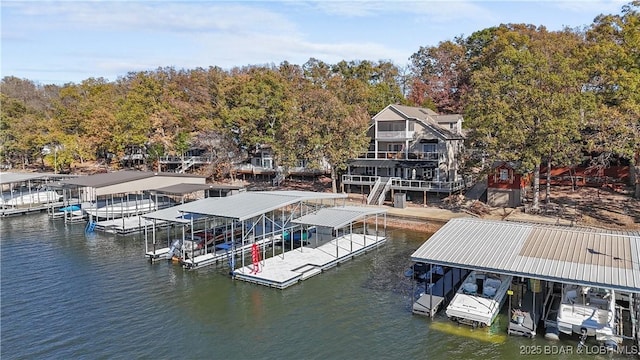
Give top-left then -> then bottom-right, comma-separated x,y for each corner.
410,217 -> 640,341
233,205 -> 387,289
59,171 -> 206,233
142,191 -> 350,270
0,172 -> 77,216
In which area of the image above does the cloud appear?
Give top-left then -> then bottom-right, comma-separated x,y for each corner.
4,1 -> 298,34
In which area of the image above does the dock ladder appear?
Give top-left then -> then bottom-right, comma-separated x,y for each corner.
85,221 -> 97,233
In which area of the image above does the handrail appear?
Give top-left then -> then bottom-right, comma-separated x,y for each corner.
367,178 -> 383,205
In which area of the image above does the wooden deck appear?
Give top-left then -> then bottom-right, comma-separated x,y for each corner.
233,233 -> 386,289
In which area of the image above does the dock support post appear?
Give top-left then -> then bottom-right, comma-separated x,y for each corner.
429,263 -> 433,318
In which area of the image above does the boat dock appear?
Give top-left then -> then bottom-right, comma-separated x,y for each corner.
410,217 -> 640,347
507,282 -> 545,338
142,191 -> 386,283
234,232 -> 386,289
182,235 -> 278,270
1,172 -> 79,217
412,266 -> 469,318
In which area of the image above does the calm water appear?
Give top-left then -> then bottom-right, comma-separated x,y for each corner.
0,213 -> 629,359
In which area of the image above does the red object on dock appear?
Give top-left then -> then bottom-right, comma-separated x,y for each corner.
251,243 -> 260,274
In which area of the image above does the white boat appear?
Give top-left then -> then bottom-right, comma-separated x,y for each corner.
445,271 -> 512,328
556,285 -> 617,345
0,189 -> 62,207
85,198 -> 156,219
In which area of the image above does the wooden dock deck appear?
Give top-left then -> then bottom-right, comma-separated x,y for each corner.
233,233 -> 386,289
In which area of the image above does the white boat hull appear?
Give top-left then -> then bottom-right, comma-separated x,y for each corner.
446,271 -> 512,327
85,199 -> 155,219
556,286 -> 616,338
0,190 -> 62,207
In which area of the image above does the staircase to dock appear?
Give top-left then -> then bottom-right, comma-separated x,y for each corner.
367,177 -> 394,205
176,157 -> 197,174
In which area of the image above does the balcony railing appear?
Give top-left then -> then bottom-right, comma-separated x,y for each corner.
354,151 -> 444,161
158,156 -> 213,164
376,131 -> 414,140
342,175 -> 381,184
342,175 -> 473,193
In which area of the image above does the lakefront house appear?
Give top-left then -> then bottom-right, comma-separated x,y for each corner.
342,104 -> 470,205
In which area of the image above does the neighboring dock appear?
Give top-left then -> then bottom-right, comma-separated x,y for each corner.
410,217 -> 640,348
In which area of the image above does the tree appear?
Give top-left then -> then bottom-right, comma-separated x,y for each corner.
285,86 -> 370,192
192,130 -> 242,181
464,24 -> 588,209
0,77 -> 53,169
584,1 -> 640,198
221,66 -> 289,171
409,39 -> 470,113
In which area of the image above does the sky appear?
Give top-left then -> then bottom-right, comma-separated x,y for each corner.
1,0 -> 630,85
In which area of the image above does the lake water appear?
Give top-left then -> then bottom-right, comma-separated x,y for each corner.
1,213 -> 631,359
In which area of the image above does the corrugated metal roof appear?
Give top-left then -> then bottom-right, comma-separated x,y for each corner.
60,171 -> 205,188
411,218 -> 640,292
142,207 -> 192,224
150,183 -> 224,195
175,191 -> 345,221
0,172 -> 62,185
292,206 -> 386,229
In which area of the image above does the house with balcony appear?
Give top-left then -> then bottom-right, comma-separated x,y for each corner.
235,145 -> 331,185
342,104 -> 470,205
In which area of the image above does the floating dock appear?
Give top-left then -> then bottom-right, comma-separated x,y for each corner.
141,191 -> 386,286
410,218 -> 640,345
412,266 -> 469,318
233,233 -> 386,289
508,286 -> 544,338
182,235 -> 278,270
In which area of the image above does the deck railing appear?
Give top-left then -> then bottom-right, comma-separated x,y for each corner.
343,174 -> 473,193
353,151 -> 444,161
158,156 -> 213,164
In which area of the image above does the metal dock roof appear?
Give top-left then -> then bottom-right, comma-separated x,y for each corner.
292,206 -> 386,229
0,172 -> 74,185
411,217 -> 640,293
60,171 -> 205,188
149,183 -> 222,195
151,191 -> 346,222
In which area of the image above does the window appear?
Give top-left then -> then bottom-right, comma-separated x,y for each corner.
422,144 -> 436,153
388,144 -> 402,152
499,169 -> 509,181
365,166 -> 375,176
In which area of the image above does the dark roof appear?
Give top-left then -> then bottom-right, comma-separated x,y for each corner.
490,161 -> 527,173
377,104 -> 464,141
60,171 -> 205,188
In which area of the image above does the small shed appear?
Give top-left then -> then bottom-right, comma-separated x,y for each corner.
487,161 -> 530,208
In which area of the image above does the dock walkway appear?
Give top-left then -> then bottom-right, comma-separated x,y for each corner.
508,290 -> 544,338
234,233 -> 386,289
